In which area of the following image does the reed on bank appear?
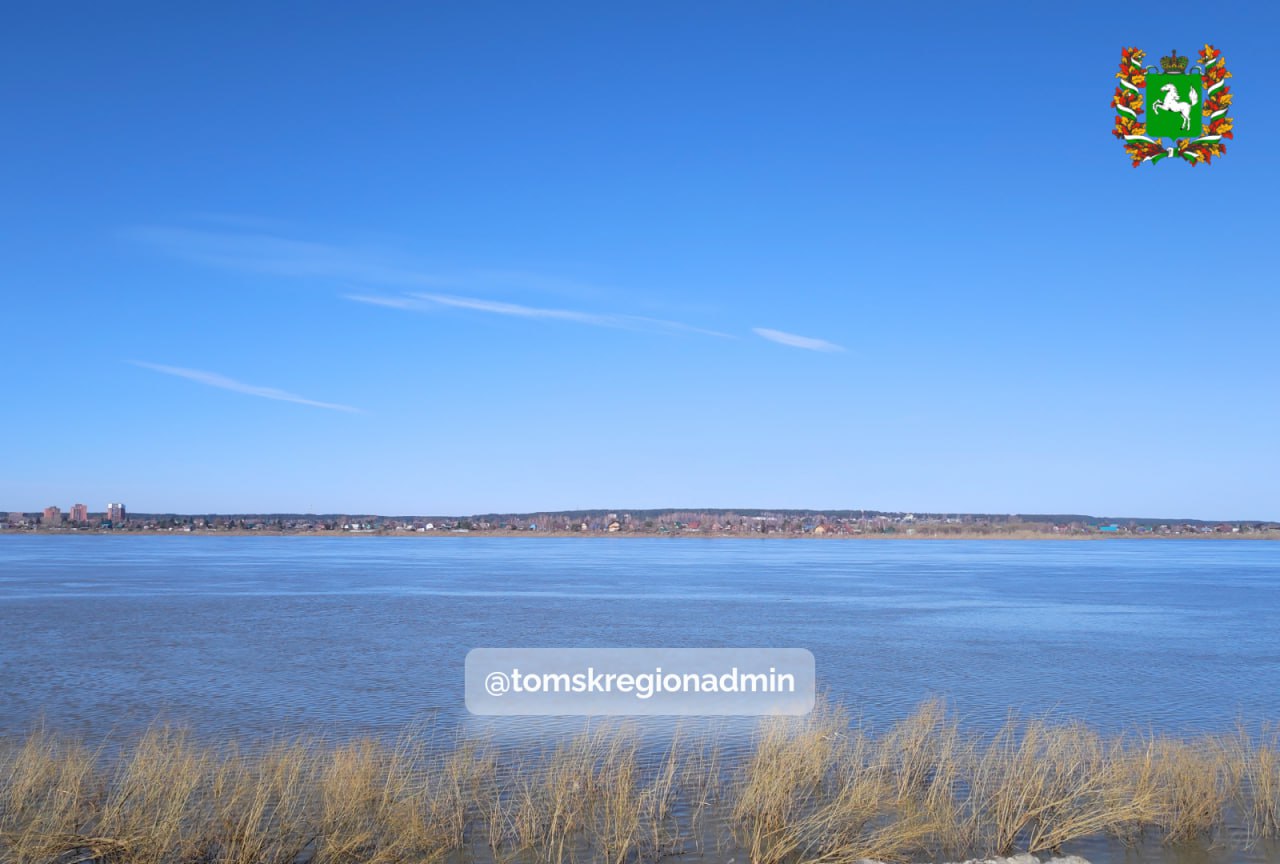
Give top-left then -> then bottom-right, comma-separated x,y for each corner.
2,704 -> 1278,864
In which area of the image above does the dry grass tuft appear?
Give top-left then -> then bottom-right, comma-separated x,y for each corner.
0,724 -> 99,864
200,739 -> 319,864
1223,725 -> 1280,845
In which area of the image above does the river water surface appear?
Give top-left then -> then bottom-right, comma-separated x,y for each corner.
3,536 -> 1280,864
1,535 -> 1276,742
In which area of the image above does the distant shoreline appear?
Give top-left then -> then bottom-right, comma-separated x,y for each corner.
2,528 -> 1277,540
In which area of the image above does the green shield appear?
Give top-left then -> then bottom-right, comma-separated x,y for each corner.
1145,74 -> 1203,138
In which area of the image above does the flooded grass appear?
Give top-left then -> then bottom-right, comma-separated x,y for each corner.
2,703 -> 1279,864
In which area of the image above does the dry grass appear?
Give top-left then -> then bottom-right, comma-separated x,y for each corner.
199,739 -> 319,864
2,704 -> 1278,864
490,723 -> 720,864
0,724 -> 99,864
1223,725 -> 1280,844
726,702 -> 1269,863
731,703 -> 940,863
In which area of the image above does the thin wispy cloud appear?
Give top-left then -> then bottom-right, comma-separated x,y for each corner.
126,227 -> 609,299
125,226 -> 440,287
347,292 -> 734,338
128,225 -> 731,337
415,293 -> 614,325
127,224 -> 735,340
753,327 -> 845,353
343,294 -> 422,310
131,362 -> 361,413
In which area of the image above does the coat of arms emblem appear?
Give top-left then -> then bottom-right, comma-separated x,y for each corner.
1112,46 -> 1233,165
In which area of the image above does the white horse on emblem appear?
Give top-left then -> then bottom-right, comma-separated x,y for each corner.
1151,83 -> 1198,131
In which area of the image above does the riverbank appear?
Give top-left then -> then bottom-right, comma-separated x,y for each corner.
4,528 -> 1278,540
4,701 -> 1278,864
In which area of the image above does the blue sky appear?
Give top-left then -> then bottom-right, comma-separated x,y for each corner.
2,2 -> 1277,519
